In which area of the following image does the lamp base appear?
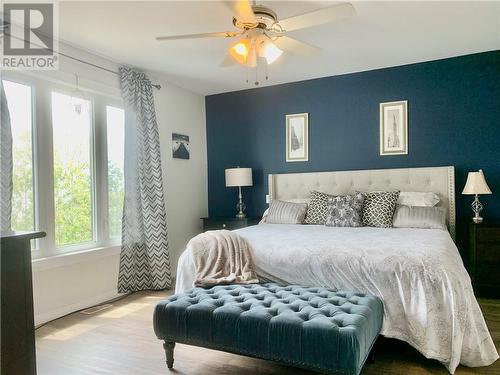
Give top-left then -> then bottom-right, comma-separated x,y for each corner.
471,194 -> 484,224
472,216 -> 483,224
235,186 -> 247,219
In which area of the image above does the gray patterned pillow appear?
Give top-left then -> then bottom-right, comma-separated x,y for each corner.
304,191 -> 335,225
325,192 -> 364,227
362,191 -> 400,228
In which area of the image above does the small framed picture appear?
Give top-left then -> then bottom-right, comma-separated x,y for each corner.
286,113 -> 309,162
172,133 -> 190,159
379,100 -> 408,155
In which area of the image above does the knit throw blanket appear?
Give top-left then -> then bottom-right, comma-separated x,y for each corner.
189,230 -> 259,287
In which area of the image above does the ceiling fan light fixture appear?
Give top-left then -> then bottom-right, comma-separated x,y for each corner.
254,34 -> 283,65
230,38 -> 258,67
261,39 -> 283,65
229,38 -> 250,64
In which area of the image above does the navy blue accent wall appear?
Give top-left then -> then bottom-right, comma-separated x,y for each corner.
206,51 -> 500,224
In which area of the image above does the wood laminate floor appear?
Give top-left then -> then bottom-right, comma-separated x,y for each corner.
36,291 -> 500,375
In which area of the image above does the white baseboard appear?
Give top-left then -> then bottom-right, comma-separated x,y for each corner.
35,289 -> 124,326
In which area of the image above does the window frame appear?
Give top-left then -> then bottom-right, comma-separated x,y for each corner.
2,72 -> 124,259
51,88 -> 97,251
104,104 -> 126,243
2,76 -> 39,248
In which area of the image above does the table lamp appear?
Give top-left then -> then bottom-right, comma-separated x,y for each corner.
225,167 -> 253,219
462,169 -> 492,223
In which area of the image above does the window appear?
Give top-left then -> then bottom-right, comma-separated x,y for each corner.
106,106 -> 125,239
2,80 -> 35,233
2,74 -> 124,257
52,92 -> 94,247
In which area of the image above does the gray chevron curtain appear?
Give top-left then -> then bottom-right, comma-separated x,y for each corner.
117,67 -> 171,292
1,81 -> 13,232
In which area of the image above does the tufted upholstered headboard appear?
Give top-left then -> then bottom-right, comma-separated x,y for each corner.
268,166 -> 456,239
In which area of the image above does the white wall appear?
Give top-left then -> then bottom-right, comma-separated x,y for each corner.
21,42 -> 207,325
154,80 -> 208,272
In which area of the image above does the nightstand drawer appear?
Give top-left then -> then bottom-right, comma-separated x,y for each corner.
201,217 -> 260,232
204,222 -> 229,230
204,221 -> 246,231
477,227 -> 500,243
476,244 -> 500,262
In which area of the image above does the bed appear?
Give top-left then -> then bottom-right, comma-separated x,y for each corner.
176,166 -> 498,373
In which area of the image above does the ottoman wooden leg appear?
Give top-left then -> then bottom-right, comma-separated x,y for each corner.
367,349 -> 376,364
163,341 -> 175,369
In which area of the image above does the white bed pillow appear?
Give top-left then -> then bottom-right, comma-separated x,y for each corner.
393,205 -> 446,230
265,200 -> 308,224
398,192 -> 440,207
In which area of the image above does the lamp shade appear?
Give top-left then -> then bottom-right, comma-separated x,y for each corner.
225,168 -> 253,187
462,170 -> 492,195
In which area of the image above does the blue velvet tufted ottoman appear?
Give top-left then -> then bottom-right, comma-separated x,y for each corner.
154,283 -> 383,375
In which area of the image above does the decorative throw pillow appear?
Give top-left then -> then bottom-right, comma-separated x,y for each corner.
325,192 -> 364,227
265,200 -> 308,224
393,205 -> 446,230
304,191 -> 335,225
260,198 -> 310,224
362,191 -> 400,228
398,192 -> 440,207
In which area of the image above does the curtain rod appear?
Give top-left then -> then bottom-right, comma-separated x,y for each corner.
4,31 -> 162,90
56,50 -> 162,90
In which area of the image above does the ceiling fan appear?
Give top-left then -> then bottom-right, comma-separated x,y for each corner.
156,1 -> 355,68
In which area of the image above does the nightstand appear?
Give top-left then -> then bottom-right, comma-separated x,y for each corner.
468,222 -> 500,298
201,217 -> 260,231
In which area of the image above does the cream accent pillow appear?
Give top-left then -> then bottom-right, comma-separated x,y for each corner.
393,205 -> 446,230
398,192 -> 440,207
260,198 -> 309,224
265,200 -> 308,224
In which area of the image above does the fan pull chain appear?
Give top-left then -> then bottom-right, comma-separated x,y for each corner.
243,60 -> 272,87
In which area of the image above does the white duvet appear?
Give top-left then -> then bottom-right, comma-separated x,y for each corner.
175,224 -> 498,373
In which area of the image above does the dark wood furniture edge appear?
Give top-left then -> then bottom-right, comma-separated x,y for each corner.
1,230 -> 46,240
1,230 -> 46,375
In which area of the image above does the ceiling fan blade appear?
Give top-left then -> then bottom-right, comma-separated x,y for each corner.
220,54 -> 237,67
279,3 -> 355,32
273,36 -> 322,57
224,0 -> 257,25
156,31 -> 239,41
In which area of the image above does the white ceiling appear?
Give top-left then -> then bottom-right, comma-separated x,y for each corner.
59,1 -> 500,95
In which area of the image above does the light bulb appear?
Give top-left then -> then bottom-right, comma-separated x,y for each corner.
233,43 -> 247,56
230,39 -> 250,65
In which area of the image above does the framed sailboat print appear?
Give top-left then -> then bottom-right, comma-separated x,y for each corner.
380,100 -> 408,155
172,133 -> 190,159
286,113 -> 309,162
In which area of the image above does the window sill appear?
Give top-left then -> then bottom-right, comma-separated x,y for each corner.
32,245 -> 121,272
